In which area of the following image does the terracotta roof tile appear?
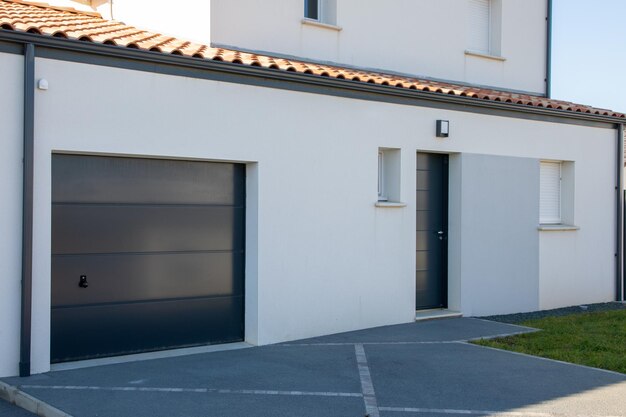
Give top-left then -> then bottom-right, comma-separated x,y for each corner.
0,0 -> 624,119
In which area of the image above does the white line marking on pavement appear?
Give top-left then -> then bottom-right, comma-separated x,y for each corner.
280,332 -> 535,347
379,406 -> 548,415
355,344 -> 380,417
280,341 -> 462,346
213,388 -> 361,397
379,406 -> 623,417
20,385 -> 363,398
470,317 -> 540,331
278,342 -> 356,346
465,329 -> 540,341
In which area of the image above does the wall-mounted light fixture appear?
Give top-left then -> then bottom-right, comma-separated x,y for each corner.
37,79 -> 49,91
436,120 -> 449,138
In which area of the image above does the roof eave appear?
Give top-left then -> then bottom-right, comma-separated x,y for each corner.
0,30 -> 624,126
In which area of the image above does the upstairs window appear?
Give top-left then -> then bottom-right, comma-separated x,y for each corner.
468,0 -> 491,54
304,0 -> 319,20
304,0 -> 337,25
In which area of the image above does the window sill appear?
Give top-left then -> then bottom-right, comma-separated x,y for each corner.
301,18 -> 342,31
464,50 -> 506,62
375,201 -> 407,208
537,224 -> 580,231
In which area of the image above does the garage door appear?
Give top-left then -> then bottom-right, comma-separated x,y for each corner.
51,155 -> 245,363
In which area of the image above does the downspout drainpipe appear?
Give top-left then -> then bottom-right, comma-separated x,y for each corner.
618,123 -> 625,302
20,43 -> 35,378
546,0 -> 553,98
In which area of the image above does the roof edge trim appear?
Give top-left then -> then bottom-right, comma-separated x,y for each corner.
0,31 -> 623,126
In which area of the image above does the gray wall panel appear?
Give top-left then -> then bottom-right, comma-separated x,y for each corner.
52,252 -> 244,306
459,153 -> 540,315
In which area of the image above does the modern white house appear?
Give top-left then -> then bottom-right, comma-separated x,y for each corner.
0,0 -> 624,377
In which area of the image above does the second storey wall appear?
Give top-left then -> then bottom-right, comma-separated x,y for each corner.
85,0 -> 548,94
211,0 -> 548,94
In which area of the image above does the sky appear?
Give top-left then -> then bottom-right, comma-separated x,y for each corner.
551,0 -> 626,112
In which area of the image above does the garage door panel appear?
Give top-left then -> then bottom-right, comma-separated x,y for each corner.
51,155 -> 245,363
52,205 -> 244,255
51,295 -> 244,363
52,251 -> 244,306
52,154 -> 245,206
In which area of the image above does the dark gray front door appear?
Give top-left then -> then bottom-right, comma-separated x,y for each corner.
416,152 -> 448,310
51,155 -> 245,363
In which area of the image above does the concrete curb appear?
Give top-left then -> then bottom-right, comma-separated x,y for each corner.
466,327 -> 541,342
0,380 -> 72,417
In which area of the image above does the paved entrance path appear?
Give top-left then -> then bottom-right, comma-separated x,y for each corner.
2,318 -> 625,417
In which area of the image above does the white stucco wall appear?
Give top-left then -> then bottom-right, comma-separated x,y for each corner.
538,132 -> 616,309
0,52 -> 616,375
23,0 -> 94,12
25,0 -> 548,93
211,0 -> 548,94
0,52 -> 24,377
97,0 -> 211,45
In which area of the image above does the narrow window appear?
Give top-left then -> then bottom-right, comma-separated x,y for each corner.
540,161 -> 562,224
304,0 -> 319,20
378,148 -> 401,202
468,0 -> 491,54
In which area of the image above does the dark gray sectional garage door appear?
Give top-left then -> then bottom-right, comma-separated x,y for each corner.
51,155 -> 245,363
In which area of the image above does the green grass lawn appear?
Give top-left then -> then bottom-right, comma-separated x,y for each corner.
472,309 -> 626,374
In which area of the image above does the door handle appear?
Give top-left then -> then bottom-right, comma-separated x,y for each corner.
78,275 -> 89,288
437,231 -> 445,240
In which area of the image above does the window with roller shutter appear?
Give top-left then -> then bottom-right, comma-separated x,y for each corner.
540,161 -> 562,224
468,0 -> 491,54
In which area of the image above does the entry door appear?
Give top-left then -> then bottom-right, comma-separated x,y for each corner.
51,155 -> 245,363
416,153 -> 448,310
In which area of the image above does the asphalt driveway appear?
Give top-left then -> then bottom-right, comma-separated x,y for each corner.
2,318 -> 625,417
0,399 -> 37,417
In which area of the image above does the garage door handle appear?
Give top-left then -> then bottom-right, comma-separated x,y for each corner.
78,275 -> 89,288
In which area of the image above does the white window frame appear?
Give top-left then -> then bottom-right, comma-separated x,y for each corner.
377,148 -> 402,204
467,0 -> 503,57
378,150 -> 387,201
303,0 -> 338,26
